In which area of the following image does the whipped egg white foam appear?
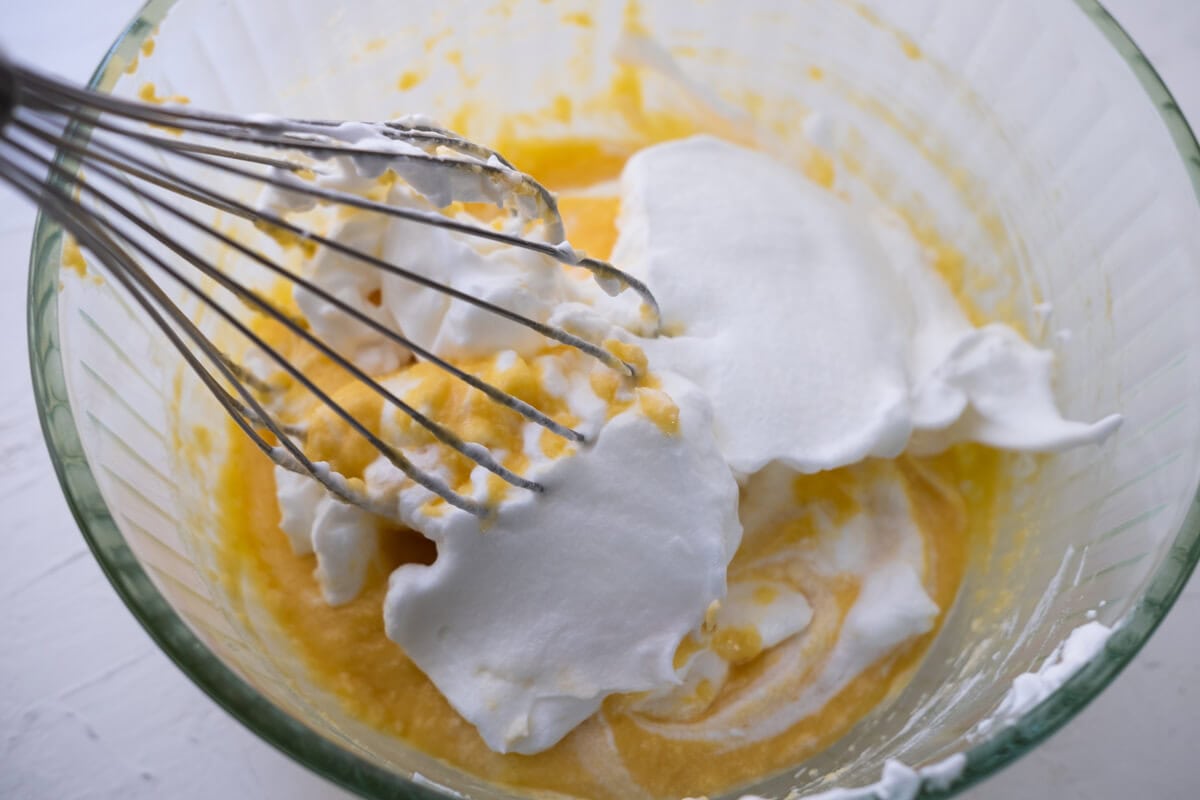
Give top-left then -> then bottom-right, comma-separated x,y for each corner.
261,132 -> 1120,755
613,136 -> 1121,474
375,372 -> 740,753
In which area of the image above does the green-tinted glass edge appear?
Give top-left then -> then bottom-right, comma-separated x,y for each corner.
22,1 -> 1200,799
923,2 -> 1200,795
926,3 -> 1200,796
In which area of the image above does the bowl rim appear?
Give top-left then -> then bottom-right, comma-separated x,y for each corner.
25,1 -> 1200,798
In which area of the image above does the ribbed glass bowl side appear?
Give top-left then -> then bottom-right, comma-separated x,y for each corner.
945,4 -> 1200,790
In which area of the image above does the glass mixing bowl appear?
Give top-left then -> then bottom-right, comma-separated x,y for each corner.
27,0 -> 1200,798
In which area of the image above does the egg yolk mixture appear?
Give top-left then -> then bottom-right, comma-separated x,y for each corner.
212,127 -> 1006,800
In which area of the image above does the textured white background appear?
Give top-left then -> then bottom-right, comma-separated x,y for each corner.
1,2 -> 1198,799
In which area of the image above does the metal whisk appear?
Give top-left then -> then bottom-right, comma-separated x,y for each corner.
0,56 -> 661,518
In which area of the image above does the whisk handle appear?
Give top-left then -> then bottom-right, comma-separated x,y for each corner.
0,54 -> 14,128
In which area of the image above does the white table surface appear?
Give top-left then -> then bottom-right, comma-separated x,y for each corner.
2,3 -> 1198,799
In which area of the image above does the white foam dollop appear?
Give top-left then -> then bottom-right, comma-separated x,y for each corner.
632,578 -> 814,722
975,620 -> 1111,736
255,124 -> 584,370
311,499 -> 379,606
869,211 -> 1123,454
614,136 -> 1120,474
631,469 -> 938,747
380,373 -> 740,754
275,465 -> 322,555
716,580 -> 814,651
614,136 -> 913,474
292,209 -> 409,375
794,753 -> 968,800
273,465 -> 379,605
377,217 -> 569,360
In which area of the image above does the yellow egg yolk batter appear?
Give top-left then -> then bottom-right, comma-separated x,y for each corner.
212,132 -> 1006,799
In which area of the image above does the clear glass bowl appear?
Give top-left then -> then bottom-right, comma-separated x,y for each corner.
28,0 -> 1200,798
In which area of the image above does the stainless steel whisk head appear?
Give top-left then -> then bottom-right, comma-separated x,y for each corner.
0,56 -> 661,517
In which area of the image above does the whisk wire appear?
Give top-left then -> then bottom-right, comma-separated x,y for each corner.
12,112 -> 635,393
0,58 -> 664,518
1,137 -> 494,515
0,150 -> 387,513
15,63 -> 664,327
9,115 -> 584,444
7,131 -> 545,494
